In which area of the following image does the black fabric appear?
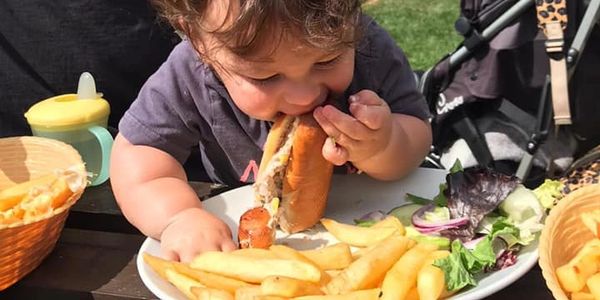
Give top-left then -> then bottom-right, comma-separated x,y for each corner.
0,0 -> 180,137
425,0 -> 600,172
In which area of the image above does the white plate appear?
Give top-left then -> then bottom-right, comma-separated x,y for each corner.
137,167 -> 539,300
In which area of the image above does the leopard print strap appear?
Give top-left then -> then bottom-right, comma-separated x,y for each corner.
535,0 -> 568,34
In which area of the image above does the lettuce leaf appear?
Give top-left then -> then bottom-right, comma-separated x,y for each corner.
435,218 -> 520,292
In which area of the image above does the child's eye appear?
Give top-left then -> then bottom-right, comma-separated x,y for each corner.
315,55 -> 341,68
248,74 -> 280,85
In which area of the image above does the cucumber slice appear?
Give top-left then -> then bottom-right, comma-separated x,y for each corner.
388,203 -> 423,226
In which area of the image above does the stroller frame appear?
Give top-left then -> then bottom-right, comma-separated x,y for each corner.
418,0 -> 600,181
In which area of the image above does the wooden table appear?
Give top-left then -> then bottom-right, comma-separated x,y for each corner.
0,180 -> 554,300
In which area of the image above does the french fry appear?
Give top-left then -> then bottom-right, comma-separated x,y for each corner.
417,250 -> 450,300
269,245 -> 331,285
0,208 -> 23,226
235,286 -> 263,300
405,287 -> 419,300
293,288 -> 381,300
143,252 -> 176,280
190,251 -> 321,284
191,286 -> 234,300
174,261 -> 252,293
571,292 -> 595,300
587,273 -> 600,299
165,268 -> 204,300
371,216 -> 406,235
557,239 -> 600,292
324,234 -> 411,295
351,245 -> 377,261
49,176 -> 74,208
301,243 -> 353,270
320,218 -> 398,247
261,275 -> 323,297
232,248 -> 279,259
380,243 -> 438,300
581,209 -> 600,238
0,174 -> 57,211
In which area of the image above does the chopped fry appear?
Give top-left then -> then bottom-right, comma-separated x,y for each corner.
587,273 -> 600,299
581,209 -> 600,238
190,251 -> 321,284
234,286 -> 262,300
417,250 -> 450,300
350,245 -> 376,261
261,275 -> 323,297
0,174 -> 57,211
320,218 -> 399,247
556,239 -> 600,292
165,268 -> 204,300
174,261 -> 252,293
371,216 -> 406,235
571,291 -> 595,300
324,234 -> 411,295
380,243 -> 438,300
191,286 -> 234,300
301,243 -> 353,270
269,244 -> 331,285
294,288 -> 381,300
232,248 -> 279,259
143,252 -> 176,280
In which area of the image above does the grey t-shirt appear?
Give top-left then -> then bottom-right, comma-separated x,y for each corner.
119,18 -> 430,186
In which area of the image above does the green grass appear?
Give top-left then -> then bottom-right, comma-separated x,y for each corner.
363,0 -> 462,71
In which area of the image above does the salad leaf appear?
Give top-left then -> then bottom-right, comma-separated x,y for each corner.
405,193 -> 433,205
434,240 -> 478,291
533,179 -> 563,209
449,159 -> 464,173
435,218 -> 521,292
441,168 -> 519,241
433,184 -> 449,207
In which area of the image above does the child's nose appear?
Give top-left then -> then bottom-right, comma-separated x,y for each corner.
283,81 -> 321,107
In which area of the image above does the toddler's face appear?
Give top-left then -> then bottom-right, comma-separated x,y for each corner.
209,35 -> 355,121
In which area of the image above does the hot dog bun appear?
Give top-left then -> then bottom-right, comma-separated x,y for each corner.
240,113 -> 333,248
278,114 -> 333,233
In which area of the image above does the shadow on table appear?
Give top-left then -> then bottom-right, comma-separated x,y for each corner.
0,229 -> 149,299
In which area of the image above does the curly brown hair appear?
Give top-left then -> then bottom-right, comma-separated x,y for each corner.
151,0 -> 363,59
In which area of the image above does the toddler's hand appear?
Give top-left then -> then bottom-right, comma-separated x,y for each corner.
160,207 -> 237,263
313,90 -> 392,166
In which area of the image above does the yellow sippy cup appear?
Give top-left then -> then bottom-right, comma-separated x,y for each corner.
24,72 -> 114,186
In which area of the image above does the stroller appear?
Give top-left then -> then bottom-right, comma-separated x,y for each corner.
418,0 -> 600,187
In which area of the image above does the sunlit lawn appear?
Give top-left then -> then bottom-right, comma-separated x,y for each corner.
363,0 -> 462,71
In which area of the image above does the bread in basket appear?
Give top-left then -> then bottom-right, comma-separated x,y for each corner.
0,136 -> 87,290
538,184 -> 600,300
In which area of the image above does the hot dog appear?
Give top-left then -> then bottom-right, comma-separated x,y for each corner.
238,113 -> 334,248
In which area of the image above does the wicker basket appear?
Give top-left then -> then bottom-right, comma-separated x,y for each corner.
0,136 -> 86,290
538,184 -> 600,300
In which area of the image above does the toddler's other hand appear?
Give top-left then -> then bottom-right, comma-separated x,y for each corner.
160,207 -> 237,263
313,90 -> 392,166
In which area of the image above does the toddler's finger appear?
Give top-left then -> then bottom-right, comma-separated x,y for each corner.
179,248 -> 200,263
161,248 -> 180,262
349,90 -> 386,106
314,106 -> 365,141
322,137 -> 348,166
349,102 -> 390,130
221,240 -> 238,252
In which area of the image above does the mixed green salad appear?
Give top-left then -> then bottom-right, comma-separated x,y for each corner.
354,162 -> 562,293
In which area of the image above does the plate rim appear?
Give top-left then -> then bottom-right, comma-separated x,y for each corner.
136,171 -> 540,300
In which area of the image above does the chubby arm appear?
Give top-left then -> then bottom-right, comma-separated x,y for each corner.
354,113 -> 431,180
110,134 -> 236,261
110,133 -> 201,239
